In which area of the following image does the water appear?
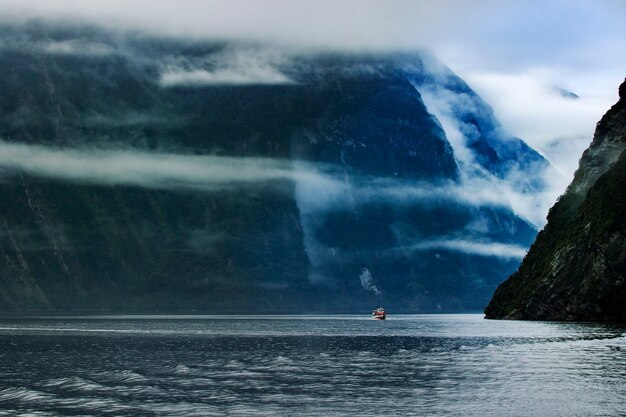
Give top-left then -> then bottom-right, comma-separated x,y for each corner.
0,314 -> 624,416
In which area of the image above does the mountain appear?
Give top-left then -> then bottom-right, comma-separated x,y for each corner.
485,79 -> 626,322
0,22 -> 549,312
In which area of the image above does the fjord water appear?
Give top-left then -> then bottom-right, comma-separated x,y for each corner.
0,315 -> 624,416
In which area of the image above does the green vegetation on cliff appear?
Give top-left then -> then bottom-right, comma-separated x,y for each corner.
485,79 -> 626,322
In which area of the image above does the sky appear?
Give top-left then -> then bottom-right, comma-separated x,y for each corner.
0,0 -> 624,211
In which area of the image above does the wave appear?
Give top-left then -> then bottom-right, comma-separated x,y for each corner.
173,364 -> 192,375
272,355 -> 294,365
0,411 -> 56,417
93,370 -> 148,384
43,376 -> 109,392
0,387 -> 54,402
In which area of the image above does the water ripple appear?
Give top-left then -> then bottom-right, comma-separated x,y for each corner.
0,315 -> 624,416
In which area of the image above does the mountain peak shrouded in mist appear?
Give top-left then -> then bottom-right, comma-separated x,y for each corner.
554,87 -> 580,100
0,23 -> 552,312
485,78 -> 626,322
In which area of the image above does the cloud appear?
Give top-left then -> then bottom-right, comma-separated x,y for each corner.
292,163 -> 540,283
357,175 -> 551,229
407,78 -> 559,228
0,1 -> 457,50
40,39 -> 116,56
0,35 -> 117,56
416,81 -> 482,170
159,47 -> 296,87
0,140 -> 539,227
0,1 -> 622,59
359,179 -> 507,208
160,68 -> 294,87
454,69 -> 623,216
464,70 -> 617,176
408,239 -> 528,259
1,1 -> 623,66
80,112 -> 181,128
359,268 -> 381,295
0,0 -> 623,218
0,140 -> 340,192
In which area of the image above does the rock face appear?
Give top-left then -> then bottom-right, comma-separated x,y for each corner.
0,22 -> 547,312
485,79 -> 626,322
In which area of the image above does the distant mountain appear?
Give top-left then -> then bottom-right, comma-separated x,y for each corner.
0,22 -> 549,312
485,79 -> 626,322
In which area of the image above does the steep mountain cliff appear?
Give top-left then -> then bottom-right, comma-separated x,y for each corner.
485,79 -> 626,322
0,22 -> 548,312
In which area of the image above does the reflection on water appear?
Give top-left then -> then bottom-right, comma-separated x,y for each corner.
0,315 -> 624,416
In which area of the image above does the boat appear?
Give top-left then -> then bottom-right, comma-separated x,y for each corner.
372,307 -> 386,320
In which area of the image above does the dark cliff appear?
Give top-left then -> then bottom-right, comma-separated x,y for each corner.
485,78 -> 626,322
0,22 -> 546,312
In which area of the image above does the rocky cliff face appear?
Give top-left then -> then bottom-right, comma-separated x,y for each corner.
485,79 -> 626,322
0,22 -> 548,312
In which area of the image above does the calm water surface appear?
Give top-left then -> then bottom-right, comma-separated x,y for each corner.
0,314 -> 624,416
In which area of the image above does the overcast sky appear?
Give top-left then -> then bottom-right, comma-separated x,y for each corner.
1,0 -> 625,187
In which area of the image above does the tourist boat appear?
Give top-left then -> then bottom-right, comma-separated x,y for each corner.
372,307 -> 386,320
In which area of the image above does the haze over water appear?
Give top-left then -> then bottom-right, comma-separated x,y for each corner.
0,314 -> 624,416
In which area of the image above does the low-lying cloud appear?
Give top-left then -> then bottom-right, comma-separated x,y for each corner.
160,67 -> 294,87
0,140 -> 339,192
408,239 -> 528,259
0,140 -> 536,271
80,111 -> 182,128
41,39 -> 116,56
0,35 -> 118,57
358,176 -> 551,230
160,47 -> 296,87
359,268 -> 381,295
416,75 -> 567,229
0,139 -> 550,229
464,70 -> 616,178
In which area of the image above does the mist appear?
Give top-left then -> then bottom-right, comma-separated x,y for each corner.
41,39 -> 116,56
0,140 -> 539,225
408,239 -> 528,259
0,5 -> 620,285
0,140 -> 340,193
465,70 -> 615,179
159,47 -> 296,87
1,0 -> 622,194
358,176 -> 550,230
0,138 -> 538,265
